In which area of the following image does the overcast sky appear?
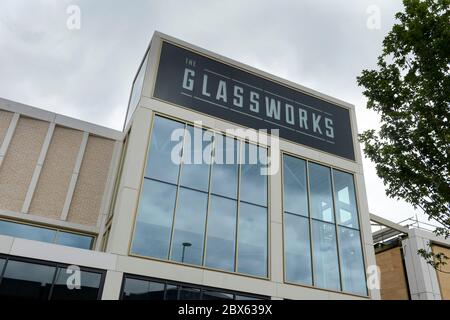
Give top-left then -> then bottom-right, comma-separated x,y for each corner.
0,0 -> 434,227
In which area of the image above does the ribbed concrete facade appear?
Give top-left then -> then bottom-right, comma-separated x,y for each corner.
0,99 -> 121,238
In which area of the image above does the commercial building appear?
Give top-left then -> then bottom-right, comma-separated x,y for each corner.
0,32 -> 379,300
371,214 -> 450,300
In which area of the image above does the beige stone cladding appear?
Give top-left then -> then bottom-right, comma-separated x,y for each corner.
67,135 -> 115,226
29,126 -> 83,219
0,117 -> 48,212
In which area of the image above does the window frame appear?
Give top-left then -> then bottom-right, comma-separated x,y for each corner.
120,273 -> 268,300
0,218 -> 96,250
0,254 -> 106,300
281,151 -> 368,297
128,112 -> 271,280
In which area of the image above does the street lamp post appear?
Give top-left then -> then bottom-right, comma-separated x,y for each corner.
181,242 -> 192,263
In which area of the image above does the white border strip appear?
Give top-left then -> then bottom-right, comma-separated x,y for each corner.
60,132 -> 89,221
0,113 -> 20,168
21,122 -> 56,213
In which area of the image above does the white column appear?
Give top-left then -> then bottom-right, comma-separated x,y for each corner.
21,122 -> 55,213
107,107 -> 153,255
101,270 -> 123,300
61,131 -> 89,220
0,112 -> 20,168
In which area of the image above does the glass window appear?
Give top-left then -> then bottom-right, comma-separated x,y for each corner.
309,163 -> 334,223
0,220 -> 56,243
179,286 -> 201,300
202,290 -> 234,300
51,267 -> 102,300
312,220 -> 341,291
147,281 -> 166,300
339,227 -> 367,295
146,116 -> 184,184
179,126 -> 213,192
133,117 -> 270,278
333,170 -> 359,229
0,258 -> 5,277
282,155 -> 367,295
165,284 -> 179,300
120,275 -> 268,300
283,155 -> 308,216
211,135 -> 239,199
235,294 -> 263,300
131,179 -> 177,259
284,213 -> 312,285
122,278 -> 165,300
170,188 -> 208,266
122,278 -> 150,300
0,260 -> 56,300
126,55 -> 148,127
205,195 -> 237,272
55,232 -> 93,250
237,202 -> 267,277
240,144 -> 267,206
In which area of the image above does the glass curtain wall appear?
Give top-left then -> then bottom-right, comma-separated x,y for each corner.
282,154 -> 367,296
131,115 -> 268,278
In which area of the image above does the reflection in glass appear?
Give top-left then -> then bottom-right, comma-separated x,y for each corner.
147,281 -> 166,300
122,278 -> 149,300
146,116 -> 184,184
240,144 -> 267,206
170,188 -> 208,266
180,126 -> 213,192
120,275 -> 267,300
122,278 -> 165,300
205,196 -> 237,272
235,295 -> 263,300
0,260 -> 56,300
131,179 -> 177,259
312,220 -> 340,291
202,290 -> 234,300
284,213 -> 312,285
0,259 -> 4,276
51,267 -> 101,300
237,202 -> 267,277
339,227 -> 367,295
0,220 -> 55,243
165,284 -> 179,300
333,170 -> 359,229
309,163 -> 334,223
55,232 -> 93,249
179,286 -> 201,300
211,135 -> 239,199
283,155 -> 308,216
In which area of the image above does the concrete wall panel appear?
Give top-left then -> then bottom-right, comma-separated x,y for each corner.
375,247 -> 409,300
0,117 -> 48,211
67,136 -> 114,226
29,126 -> 83,218
0,111 -> 13,146
432,245 -> 450,300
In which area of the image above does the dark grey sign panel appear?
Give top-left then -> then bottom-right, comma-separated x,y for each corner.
153,41 -> 355,160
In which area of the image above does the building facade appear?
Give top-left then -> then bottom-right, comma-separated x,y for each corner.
372,214 -> 450,300
0,32 -> 379,300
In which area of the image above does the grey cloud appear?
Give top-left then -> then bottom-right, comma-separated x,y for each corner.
0,0 -> 430,224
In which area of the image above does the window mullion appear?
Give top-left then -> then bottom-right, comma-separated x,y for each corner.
201,132 -> 215,266
330,169 -> 344,292
234,140 -> 243,273
167,123 -> 187,261
305,160 -> 315,286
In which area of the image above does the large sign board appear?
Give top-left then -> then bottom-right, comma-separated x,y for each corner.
153,41 -> 355,160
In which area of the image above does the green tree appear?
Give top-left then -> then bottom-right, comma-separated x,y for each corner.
357,0 -> 449,270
